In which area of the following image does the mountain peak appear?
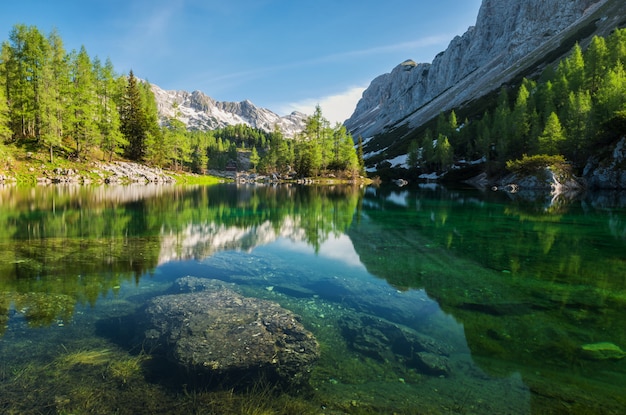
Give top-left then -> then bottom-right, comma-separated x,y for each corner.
151,83 -> 307,137
345,0 -> 614,142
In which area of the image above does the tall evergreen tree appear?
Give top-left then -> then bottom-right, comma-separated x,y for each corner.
564,90 -> 592,164
474,112 -> 492,159
68,46 -> 98,158
511,82 -> 531,155
334,124 -> 358,173
94,57 -> 125,161
492,88 -> 512,161
165,103 -> 190,170
435,134 -> 453,171
249,146 -> 260,172
607,27 -> 626,67
120,70 -> 148,161
407,139 -> 420,169
304,105 -> 331,171
538,112 -> 565,155
39,29 -> 69,162
4,25 -> 49,139
421,129 -> 435,169
564,43 -> 586,93
585,35 -> 609,92
594,63 -> 626,126
0,74 -> 11,142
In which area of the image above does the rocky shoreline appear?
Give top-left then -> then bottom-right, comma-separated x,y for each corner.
0,161 -> 176,185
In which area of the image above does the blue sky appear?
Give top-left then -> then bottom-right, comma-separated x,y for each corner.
0,0 -> 482,123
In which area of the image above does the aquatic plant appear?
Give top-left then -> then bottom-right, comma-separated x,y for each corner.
57,347 -> 113,366
107,352 -> 150,384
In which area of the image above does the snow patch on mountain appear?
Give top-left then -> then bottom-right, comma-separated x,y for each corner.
151,83 -> 308,137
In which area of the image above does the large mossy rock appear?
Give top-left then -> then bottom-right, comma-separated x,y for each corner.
142,277 -> 319,390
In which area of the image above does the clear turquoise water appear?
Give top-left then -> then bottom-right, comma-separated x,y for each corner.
0,183 -> 624,414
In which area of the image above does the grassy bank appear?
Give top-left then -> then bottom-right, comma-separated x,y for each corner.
0,144 -> 225,186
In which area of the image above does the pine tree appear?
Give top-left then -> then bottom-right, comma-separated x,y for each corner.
0,75 -> 11,141
511,82 -> 531,155
95,57 -> 126,161
538,112 -> 564,155
421,129 -> 435,170
304,105 -> 331,171
564,90 -> 592,164
39,29 -> 69,162
165,103 -> 190,170
492,88 -> 512,161
585,35 -> 609,92
120,70 -> 148,161
607,28 -> 626,68
68,46 -> 98,159
564,43 -> 586,93
474,112 -> 492,160
249,146 -> 260,172
189,132 -> 209,174
4,25 -> 48,139
335,125 -> 358,173
535,80 -> 557,123
407,139 -> 420,169
594,63 -> 626,125
435,134 -> 453,171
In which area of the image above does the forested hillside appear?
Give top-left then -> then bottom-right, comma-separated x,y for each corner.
396,28 -> 626,179
0,25 -> 362,180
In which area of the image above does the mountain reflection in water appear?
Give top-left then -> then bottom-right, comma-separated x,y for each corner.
0,183 -> 624,414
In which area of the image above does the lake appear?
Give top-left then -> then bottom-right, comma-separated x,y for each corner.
0,183 -> 624,414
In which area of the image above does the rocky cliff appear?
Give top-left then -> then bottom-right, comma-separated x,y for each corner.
151,83 -> 308,137
345,0 -> 620,142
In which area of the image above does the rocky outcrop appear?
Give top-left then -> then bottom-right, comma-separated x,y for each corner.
151,83 -> 308,138
95,162 -> 175,184
345,0 -> 611,140
496,167 -> 584,193
142,277 -> 319,390
583,137 -> 626,189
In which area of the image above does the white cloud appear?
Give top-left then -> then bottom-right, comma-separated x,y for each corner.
281,86 -> 366,125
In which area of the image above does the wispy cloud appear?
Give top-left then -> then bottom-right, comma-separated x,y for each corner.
315,34 -> 453,63
190,33 -> 452,93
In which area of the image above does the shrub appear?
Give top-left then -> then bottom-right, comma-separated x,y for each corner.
506,154 -> 568,176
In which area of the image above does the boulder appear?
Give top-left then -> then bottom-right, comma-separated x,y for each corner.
583,137 -> 626,189
142,277 -> 319,390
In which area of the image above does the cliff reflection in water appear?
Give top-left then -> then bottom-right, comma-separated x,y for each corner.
350,185 -> 626,412
0,184 -> 361,330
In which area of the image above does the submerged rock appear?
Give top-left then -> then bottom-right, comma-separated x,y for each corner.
579,342 -> 626,361
142,277 -> 319,390
414,352 -> 451,377
339,314 -> 452,376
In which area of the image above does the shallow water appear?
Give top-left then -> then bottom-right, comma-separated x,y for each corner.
0,183 -> 624,414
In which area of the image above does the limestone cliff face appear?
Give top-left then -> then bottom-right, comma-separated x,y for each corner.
345,0 -> 607,140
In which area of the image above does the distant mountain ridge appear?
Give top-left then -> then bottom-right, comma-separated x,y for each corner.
150,83 -> 308,137
345,0 -> 625,154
